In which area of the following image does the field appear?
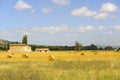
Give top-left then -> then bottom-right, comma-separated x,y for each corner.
0,51 -> 120,80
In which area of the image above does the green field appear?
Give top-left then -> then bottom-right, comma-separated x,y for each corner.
0,51 -> 120,80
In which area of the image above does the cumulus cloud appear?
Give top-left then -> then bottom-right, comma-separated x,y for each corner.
108,31 -> 112,34
52,0 -> 70,5
30,9 -> 36,13
42,8 -> 52,13
76,25 -> 120,32
112,25 -> 120,30
71,7 -> 97,17
100,3 -> 117,13
94,13 -> 109,20
15,25 -> 68,34
97,26 -> 106,30
15,0 -> 32,11
94,3 -> 117,20
71,3 -> 117,20
14,24 -> 120,36
0,29 -> 10,37
77,25 -> 95,32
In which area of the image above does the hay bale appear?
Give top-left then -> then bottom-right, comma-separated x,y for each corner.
49,55 -> 55,61
22,54 -> 29,58
93,52 -> 98,55
81,53 -> 85,56
11,53 -> 15,55
7,55 -> 12,58
94,52 -> 97,55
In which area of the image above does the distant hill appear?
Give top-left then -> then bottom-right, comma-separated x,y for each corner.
97,45 -> 120,49
0,39 -> 11,50
0,39 -> 11,44
0,39 -> 21,50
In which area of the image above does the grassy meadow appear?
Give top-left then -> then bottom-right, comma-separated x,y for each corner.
0,51 -> 120,80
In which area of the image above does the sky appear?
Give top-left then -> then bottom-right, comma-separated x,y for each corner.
0,0 -> 120,46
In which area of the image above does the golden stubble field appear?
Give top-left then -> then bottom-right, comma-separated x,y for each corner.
0,50 -> 120,80
0,50 -> 120,62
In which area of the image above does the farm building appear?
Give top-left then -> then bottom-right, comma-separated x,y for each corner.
35,48 -> 50,52
8,44 -> 31,52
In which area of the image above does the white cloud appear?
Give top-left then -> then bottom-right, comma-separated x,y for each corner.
52,0 -> 70,5
30,9 -> 36,13
108,31 -> 113,34
97,26 -> 105,30
14,25 -> 120,36
113,25 -> 120,30
100,3 -> 117,12
42,8 -> 52,13
15,25 -> 68,34
77,25 -> 95,32
71,3 -> 117,20
94,13 -> 109,20
94,3 -> 117,20
15,0 -> 32,11
0,30 -> 10,37
71,7 -> 97,17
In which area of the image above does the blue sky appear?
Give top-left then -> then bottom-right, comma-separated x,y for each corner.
0,0 -> 120,46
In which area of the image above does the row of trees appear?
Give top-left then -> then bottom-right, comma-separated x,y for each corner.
21,35 -> 118,51
12,35 -> 119,51
0,35 -> 118,51
30,43 -> 116,51
75,41 -> 116,51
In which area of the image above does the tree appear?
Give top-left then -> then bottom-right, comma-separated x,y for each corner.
22,35 -> 27,44
30,45 -> 36,51
82,44 -> 98,50
90,44 -> 98,50
75,41 -> 83,51
105,46 -> 113,50
99,47 -> 104,50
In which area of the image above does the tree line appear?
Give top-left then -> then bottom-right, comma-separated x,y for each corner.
30,43 -> 118,51
0,35 -> 119,51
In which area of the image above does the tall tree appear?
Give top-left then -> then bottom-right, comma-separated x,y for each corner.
90,44 -> 98,50
75,41 -> 83,51
22,35 -> 27,44
105,46 -> 113,50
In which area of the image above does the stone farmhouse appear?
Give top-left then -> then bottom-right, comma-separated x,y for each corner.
35,48 -> 50,52
8,44 -> 31,52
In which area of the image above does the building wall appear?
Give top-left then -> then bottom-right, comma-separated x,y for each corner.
8,44 -> 31,52
35,48 -> 50,52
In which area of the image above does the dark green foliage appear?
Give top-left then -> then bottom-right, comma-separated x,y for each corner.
22,35 -> 27,44
82,44 -> 98,50
30,45 -> 36,51
105,46 -> 113,50
99,47 -> 104,50
90,44 -> 98,50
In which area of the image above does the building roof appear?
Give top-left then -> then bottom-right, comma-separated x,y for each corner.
9,44 -> 27,46
35,48 -> 49,51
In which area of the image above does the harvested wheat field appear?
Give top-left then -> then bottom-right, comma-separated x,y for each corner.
0,51 -> 120,80
0,51 -> 120,61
